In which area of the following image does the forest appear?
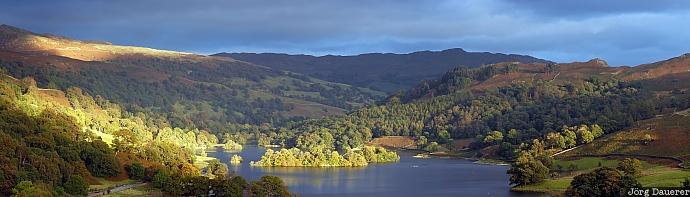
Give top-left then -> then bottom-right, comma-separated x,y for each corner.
0,57 -> 383,136
262,63 -> 690,162
0,73 -> 294,196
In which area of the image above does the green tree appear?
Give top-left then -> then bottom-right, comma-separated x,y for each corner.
230,155 -> 243,165
80,140 -> 120,177
545,132 -> 565,149
507,129 -> 519,142
207,159 -> 229,179
63,175 -> 88,196
576,125 -> 594,144
424,142 -> 440,152
508,154 -> 549,186
211,177 -> 246,197
224,140 -> 243,151
179,163 -> 201,177
507,140 -> 551,186
11,181 -> 39,197
590,124 -> 604,138
617,158 -> 642,177
250,176 -> 291,197
563,129 -> 577,148
415,136 -> 428,147
153,170 -> 171,188
483,131 -> 504,144
126,163 -> 145,180
565,167 -> 641,197
437,130 -> 451,144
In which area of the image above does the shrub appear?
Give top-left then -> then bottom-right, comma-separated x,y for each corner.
565,167 -> 640,196
63,175 -> 88,196
126,163 -> 145,180
251,176 -> 291,197
617,158 -> 642,177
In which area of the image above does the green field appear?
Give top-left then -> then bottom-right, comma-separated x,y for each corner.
553,157 -> 621,171
89,178 -> 137,191
103,184 -> 164,197
513,157 -> 690,194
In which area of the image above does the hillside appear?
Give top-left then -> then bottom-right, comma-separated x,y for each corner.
267,53 -> 690,163
0,71 -> 275,196
214,49 -> 551,92
0,24 -> 386,135
559,112 -> 690,164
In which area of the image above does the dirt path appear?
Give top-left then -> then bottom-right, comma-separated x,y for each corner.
88,182 -> 147,197
551,146 -> 579,157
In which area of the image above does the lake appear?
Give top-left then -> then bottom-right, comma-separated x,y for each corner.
207,145 -> 537,197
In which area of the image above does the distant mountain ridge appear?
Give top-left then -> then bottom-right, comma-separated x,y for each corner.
213,49 -> 552,92
399,54 -> 690,102
0,24 -> 386,134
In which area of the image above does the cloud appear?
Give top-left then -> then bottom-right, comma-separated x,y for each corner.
1,0 -> 689,66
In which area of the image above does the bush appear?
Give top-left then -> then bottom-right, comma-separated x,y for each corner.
211,176 -> 247,197
224,140 -> 243,151
153,170 -> 171,188
251,176 -> 291,197
565,167 -> 640,196
424,142 -> 440,152
126,163 -> 145,180
207,160 -> 229,179
80,140 -> 120,177
230,155 -> 243,164
617,158 -> 642,177
63,175 -> 88,196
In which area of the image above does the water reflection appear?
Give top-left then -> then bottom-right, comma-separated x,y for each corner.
207,145 -> 536,197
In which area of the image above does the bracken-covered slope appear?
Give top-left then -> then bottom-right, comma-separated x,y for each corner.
401,55 -> 690,102
559,113 -> 690,165
277,53 -> 690,159
214,48 -> 551,92
0,24 -> 386,134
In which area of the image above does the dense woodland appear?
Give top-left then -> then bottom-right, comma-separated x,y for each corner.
251,146 -> 399,167
266,63 -> 690,162
0,73 -> 294,196
0,57 -> 383,136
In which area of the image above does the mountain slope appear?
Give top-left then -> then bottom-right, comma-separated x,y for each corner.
559,112 -> 690,164
0,69 -> 266,196
213,49 -> 551,92
272,53 -> 690,161
0,24 -> 385,134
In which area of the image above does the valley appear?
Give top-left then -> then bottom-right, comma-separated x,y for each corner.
1,22 -> 690,197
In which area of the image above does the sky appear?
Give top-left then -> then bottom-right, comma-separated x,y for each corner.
1,0 -> 690,66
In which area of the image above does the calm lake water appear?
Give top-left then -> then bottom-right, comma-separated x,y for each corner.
207,145 -> 538,197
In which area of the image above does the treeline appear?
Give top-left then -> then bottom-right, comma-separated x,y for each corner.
250,146 -> 399,167
147,166 -> 294,196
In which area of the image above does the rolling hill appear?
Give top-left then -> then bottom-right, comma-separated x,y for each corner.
0,24 -> 386,135
272,52 -> 690,160
214,48 -> 551,92
559,112 -> 690,165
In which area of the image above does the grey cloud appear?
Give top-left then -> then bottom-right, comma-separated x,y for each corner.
1,0 -> 689,66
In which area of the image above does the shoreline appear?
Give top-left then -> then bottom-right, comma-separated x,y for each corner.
392,147 -> 512,166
